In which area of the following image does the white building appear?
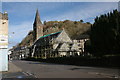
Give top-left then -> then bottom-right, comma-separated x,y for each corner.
0,12 -> 8,71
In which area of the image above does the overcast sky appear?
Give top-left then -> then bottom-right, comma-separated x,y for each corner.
2,2 -> 118,48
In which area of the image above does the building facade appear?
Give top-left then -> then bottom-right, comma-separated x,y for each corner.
32,29 -> 73,58
0,12 -> 8,71
9,46 -> 30,60
72,35 -> 89,56
32,29 -> 89,58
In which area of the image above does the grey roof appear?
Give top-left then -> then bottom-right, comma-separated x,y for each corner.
33,9 -> 42,25
0,12 -> 8,20
34,31 -> 61,46
39,31 -> 62,39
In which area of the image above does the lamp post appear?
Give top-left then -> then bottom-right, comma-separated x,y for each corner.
8,32 -> 15,61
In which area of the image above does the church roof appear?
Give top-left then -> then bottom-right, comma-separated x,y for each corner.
34,9 -> 42,25
39,31 -> 62,39
33,31 -> 62,46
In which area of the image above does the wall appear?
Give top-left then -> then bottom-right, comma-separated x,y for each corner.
0,49 -> 8,71
0,13 -> 8,71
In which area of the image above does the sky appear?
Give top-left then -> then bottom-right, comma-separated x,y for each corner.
1,2 -> 118,48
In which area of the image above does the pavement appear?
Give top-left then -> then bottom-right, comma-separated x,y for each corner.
1,61 -> 35,79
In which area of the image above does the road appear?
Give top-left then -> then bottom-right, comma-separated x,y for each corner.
11,60 -> 119,78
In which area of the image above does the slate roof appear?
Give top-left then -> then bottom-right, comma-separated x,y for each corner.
33,31 -> 62,46
33,9 -> 42,25
39,31 -> 62,39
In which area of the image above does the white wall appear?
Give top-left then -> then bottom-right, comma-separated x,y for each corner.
0,13 -> 8,71
0,49 -> 8,71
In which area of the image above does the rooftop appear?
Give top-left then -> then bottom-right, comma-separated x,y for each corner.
39,31 -> 62,39
0,12 -> 8,20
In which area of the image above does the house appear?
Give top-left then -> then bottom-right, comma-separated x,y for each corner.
72,34 -> 89,56
10,46 -> 30,60
0,12 -> 8,71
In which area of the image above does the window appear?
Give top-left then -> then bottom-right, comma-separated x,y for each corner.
77,40 -> 80,43
0,39 -> 5,41
2,22 -> 6,24
79,48 -> 82,50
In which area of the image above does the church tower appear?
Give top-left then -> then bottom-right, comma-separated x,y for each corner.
33,9 -> 43,42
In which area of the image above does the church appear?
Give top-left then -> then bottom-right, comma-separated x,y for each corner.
31,10 -> 88,59
10,9 -> 89,60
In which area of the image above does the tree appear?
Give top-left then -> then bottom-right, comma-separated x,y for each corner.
80,20 -> 84,23
86,22 -> 90,24
44,21 -> 46,25
90,9 -> 120,57
84,40 -> 92,55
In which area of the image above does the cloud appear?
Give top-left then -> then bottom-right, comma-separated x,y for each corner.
43,2 -> 117,23
5,2 -> 118,48
3,2 -> 118,23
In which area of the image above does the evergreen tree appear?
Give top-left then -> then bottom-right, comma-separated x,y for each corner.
90,9 -> 120,56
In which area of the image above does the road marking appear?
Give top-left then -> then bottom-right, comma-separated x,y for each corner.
22,71 -> 37,78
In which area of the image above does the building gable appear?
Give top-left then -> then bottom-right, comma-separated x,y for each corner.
55,29 -> 72,43
59,43 -> 70,51
71,43 -> 79,51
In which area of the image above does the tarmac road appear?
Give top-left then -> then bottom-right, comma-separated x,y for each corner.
9,60 -> 120,78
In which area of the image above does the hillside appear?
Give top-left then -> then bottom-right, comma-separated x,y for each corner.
18,30 -> 33,47
18,20 -> 91,47
44,20 -> 91,39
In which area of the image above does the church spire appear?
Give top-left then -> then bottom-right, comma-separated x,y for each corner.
34,9 -> 42,25
33,9 -> 43,41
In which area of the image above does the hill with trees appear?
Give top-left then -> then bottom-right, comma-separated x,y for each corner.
18,20 -> 91,47
44,20 -> 91,39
